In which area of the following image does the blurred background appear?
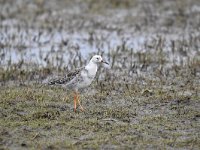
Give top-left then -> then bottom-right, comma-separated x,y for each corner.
0,0 -> 199,84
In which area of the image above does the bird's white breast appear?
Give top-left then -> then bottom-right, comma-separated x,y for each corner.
85,62 -> 98,77
78,62 -> 97,88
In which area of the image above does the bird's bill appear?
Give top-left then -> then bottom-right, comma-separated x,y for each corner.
101,60 -> 109,65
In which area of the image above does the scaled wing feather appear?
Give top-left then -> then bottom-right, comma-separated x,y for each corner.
48,67 -> 84,85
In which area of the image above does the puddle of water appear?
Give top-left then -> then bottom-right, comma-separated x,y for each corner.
0,0 -> 199,70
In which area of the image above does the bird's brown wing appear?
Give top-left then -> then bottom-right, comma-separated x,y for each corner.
48,67 -> 84,85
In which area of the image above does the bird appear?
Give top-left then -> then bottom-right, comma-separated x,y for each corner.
48,55 -> 109,112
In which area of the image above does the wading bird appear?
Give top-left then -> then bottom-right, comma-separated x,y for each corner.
48,55 -> 109,112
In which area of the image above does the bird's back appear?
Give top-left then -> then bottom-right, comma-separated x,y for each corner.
48,67 -> 84,86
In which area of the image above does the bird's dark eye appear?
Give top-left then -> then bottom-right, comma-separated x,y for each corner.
97,58 -> 99,60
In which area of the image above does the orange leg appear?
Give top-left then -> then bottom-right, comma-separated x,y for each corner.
77,95 -> 84,112
74,92 -> 77,112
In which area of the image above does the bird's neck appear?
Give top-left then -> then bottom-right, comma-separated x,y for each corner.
85,61 -> 98,75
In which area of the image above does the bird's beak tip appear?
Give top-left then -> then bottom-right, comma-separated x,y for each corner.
102,60 -> 109,65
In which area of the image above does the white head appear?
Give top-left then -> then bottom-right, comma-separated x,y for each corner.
90,55 -> 109,65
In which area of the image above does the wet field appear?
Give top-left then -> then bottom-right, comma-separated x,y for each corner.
0,0 -> 200,149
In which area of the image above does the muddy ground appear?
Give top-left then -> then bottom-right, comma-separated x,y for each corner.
0,0 -> 200,149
